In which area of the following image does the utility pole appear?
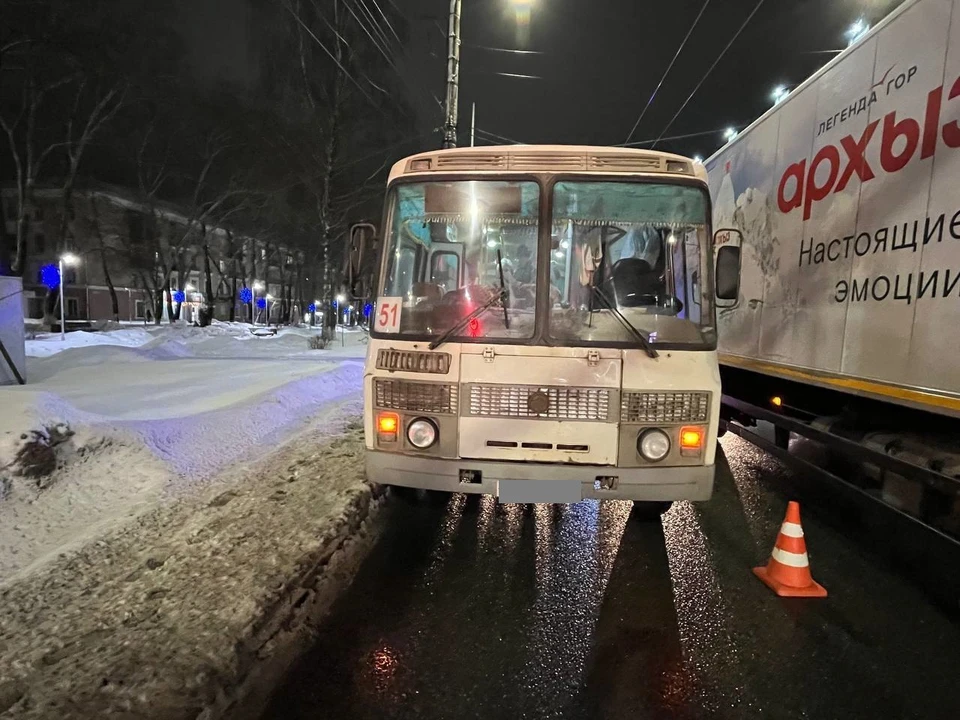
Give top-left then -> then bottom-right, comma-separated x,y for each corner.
442,0 -> 462,149
470,102 -> 476,147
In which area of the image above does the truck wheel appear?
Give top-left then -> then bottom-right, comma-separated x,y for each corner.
631,501 -> 672,521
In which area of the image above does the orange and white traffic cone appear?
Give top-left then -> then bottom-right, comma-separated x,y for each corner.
753,501 -> 827,598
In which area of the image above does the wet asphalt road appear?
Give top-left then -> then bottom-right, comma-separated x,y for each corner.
262,436 -> 960,719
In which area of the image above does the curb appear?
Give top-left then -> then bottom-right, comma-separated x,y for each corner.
200,483 -> 387,720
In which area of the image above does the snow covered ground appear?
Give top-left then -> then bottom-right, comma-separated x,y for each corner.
0,322 -> 368,583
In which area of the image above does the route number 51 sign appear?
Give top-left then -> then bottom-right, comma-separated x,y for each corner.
375,297 -> 402,333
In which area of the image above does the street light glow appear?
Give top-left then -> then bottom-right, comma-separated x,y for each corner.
184,283 -> 195,292
60,252 -> 80,266
724,127 -> 738,142
846,19 -> 869,46
265,294 -> 274,301
693,155 -> 703,164
252,280 -> 264,291
336,294 -> 345,304
771,85 -> 789,104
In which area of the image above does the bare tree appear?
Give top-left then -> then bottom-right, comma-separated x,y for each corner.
39,77 -> 126,323
88,195 -> 120,322
0,64 -> 74,275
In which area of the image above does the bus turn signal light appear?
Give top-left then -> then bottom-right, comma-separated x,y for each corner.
679,427 -> 704,454
377,412 -> 400,440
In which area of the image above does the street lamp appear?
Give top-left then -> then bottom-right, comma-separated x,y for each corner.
846,19 -> 869,46
724,127 -> 738,142
771,85 -> 789,105
59,253 -> 81,342
252,281 -> 264,324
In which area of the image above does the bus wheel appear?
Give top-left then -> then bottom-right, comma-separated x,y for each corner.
631,501 -> 672,521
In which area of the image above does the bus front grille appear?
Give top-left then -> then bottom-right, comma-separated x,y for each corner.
465,384 -> 612,422
620,391 -> 710,424
374,379 -> 458,415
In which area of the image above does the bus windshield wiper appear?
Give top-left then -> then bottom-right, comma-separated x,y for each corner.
428,286 -> 507,350
590,285 -> 659,359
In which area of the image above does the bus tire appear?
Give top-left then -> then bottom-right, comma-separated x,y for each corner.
631,501 -> 672,521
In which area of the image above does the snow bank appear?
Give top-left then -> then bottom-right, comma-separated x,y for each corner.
25,320 -> 368,359
0,425 -> 382,719
25,327 -> 156,357
1,323 -> 367,582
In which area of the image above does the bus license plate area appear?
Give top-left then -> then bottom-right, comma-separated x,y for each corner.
497,479 -> 581,504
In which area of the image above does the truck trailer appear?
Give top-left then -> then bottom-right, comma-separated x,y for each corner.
705,0 -> 960,536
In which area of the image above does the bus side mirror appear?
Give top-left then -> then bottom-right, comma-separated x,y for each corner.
714,228 -> 742,301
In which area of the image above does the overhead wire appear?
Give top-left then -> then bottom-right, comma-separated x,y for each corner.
652,0 -> 768,149
623,0 -> 711,145
360,0 -> 402,45
475,127 -> 525,145
617,123 -> 755,148
282,1 -> 380,111
353,0 -> 394,56
345,0 -> 443,121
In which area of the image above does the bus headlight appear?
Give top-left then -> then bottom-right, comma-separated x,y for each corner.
407,418 -> 438,449
637,428 -> 671,462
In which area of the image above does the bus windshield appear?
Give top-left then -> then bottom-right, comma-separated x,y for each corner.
548,181 -> 716,348
379,177 -> 715,348
380,180 -> 540,340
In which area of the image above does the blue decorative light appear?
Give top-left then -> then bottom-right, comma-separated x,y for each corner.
308,303 -> 317,313
256,297 -> 267,309
363,303 -> 373,317
331,299 -> 338,308
40,264 -> 60,290
173,290 -> 186,304
239,287 -> 253,304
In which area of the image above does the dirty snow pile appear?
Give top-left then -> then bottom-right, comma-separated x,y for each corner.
0,321 -> 368,583
0,425 -> 381,719
0,322 -> 378,717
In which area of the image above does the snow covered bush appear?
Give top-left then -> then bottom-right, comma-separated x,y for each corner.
308,334 -> 327,350
9,423 -> 74,487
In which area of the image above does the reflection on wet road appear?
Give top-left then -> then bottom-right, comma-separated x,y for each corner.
263,437 -> 960,719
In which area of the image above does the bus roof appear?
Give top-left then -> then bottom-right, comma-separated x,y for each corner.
387,145 -> 708,185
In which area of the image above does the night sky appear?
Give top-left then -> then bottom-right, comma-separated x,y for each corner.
175,0 -> 906,160
394,0 -> 904,157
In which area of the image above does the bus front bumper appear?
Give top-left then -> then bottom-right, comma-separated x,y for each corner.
365,450 -> 714,502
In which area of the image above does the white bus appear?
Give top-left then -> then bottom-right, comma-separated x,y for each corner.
363,145 -> 741,514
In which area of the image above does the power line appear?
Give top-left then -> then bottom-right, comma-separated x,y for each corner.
360,0 -> 402,45
333,130 -> 436,175
475,127 -> 525,145
624,0 -> 711,145
465,43 -> 544,55
494,71 -> 543,80
340,0 -> 437,122
282,1 -> 380,111
617,123 -> 754,148
343,0 -> 400,74
652,0 -> 767,149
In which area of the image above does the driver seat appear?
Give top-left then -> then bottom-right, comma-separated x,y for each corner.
611,258 -> 662,306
